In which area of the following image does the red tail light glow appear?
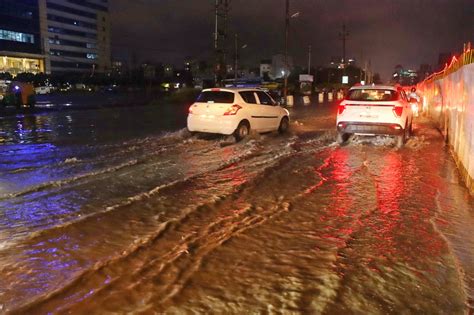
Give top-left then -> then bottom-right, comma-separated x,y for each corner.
224,104 -> 242,116
393,106 -> 404,117
338,104 -> 346,115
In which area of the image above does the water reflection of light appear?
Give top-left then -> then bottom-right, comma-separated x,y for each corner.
219,146 -> 247,187
0,143 -> 60,195
326,148 -> 352,218
369,153 -> 404,259
377,152 -> 403,215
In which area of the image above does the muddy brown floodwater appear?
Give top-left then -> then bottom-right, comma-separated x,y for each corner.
0,104 -> 473,314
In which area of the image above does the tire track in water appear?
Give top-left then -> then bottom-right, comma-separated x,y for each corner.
0,138 -> 264,258
7,134 -> 332,314
0,133 -> 192,200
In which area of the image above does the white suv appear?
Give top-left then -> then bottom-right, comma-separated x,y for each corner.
187,88 -> 290,141
336,85 -> 414,147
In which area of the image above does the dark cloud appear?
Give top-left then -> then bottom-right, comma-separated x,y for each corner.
111,0 -> 474,81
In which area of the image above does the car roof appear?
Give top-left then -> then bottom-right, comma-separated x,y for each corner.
202,88 -> 263,93
349,84 -> 398,91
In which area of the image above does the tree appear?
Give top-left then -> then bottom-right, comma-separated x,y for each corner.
0,72 -> 13,80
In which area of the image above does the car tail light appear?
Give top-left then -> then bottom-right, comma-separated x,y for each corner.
338,104 -> 346,115
393,106 -> 404,117
224,104 -> 242,116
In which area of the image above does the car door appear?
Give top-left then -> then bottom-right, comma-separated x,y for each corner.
238,90 -> 264,131
255,91 -> 280,131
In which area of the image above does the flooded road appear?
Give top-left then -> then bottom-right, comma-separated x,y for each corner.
0,103 -> 473,314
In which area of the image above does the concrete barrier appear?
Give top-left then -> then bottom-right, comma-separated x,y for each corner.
318,93 -> 324,103
420,63 -> 474,193
303,96 -> 311,105
286,95 -> 294,107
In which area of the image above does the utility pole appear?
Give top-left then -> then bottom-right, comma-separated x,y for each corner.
234,34 -> 238,81
283,0 -> 290,105
214,0 -> 230,86
307,45 -> 311,75
339,24 -> 349,66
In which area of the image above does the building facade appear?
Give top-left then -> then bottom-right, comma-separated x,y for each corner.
44,0 -> 111,74
0,0 -> 111,75
0,0 -> 45,75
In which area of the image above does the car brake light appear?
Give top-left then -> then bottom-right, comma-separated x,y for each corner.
224,104 -> 242,116
338,104 -> 346,115
393,106 -> 404,117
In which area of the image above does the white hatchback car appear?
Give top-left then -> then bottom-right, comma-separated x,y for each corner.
187,88 -> 290,141
336,85 -> 414,147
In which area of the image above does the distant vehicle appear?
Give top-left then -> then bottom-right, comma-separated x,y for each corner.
336,85 -> 414,148
35,86 -> 51,95
103,84 -> 119,93
58,83 -> 72,92
187,88 -> 290,141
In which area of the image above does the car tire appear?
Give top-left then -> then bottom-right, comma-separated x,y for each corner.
234,121 -> 250,142
337,132 -> 349,145
396,131 -> 406,148
278,117 -> 289,134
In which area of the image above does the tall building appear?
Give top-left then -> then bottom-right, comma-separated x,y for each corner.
0,0 -> 46,75
0,0 -> 111,75
44,0 -> 111,74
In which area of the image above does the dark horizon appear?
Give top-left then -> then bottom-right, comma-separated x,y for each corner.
110,0 -> 473,81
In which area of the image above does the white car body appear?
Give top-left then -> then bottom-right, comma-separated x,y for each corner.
336,85 -> 414,146
187,88 -> 290,139
35,86 -> 51,95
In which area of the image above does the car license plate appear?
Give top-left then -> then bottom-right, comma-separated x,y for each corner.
360,114 -> 378,118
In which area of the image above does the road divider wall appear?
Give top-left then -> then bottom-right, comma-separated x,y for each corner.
419,47 -> 474,193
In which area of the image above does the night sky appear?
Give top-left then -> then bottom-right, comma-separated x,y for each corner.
111,0 -> 474,81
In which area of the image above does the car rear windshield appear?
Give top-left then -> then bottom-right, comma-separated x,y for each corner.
196,91 -> 235,104
347,89 -> 399,101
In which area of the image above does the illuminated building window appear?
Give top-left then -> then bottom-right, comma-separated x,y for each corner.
0,29 -> 35,44
0,56 -> 44,75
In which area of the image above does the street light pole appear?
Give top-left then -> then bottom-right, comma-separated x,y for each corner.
339,24 -> 349,66
308,45 -> 311,75
234,34 -> 238,81
283,0 -> 289,105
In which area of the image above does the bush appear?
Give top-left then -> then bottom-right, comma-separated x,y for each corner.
151,88 -> 201,106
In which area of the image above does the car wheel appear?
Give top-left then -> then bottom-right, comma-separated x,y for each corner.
396,131 -> 406,148
278,117 -> 289,134
234,121 -> 250,142
337,132 -> 349,145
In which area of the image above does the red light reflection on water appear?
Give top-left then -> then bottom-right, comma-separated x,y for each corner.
219,147 -> 248,187
316,149 -> 356,244
369,152 -> 404,260
376,152 -> 403,215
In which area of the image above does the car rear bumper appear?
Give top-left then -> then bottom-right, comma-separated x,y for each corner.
337,122 -> 404,136
187,114 -> 238,135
